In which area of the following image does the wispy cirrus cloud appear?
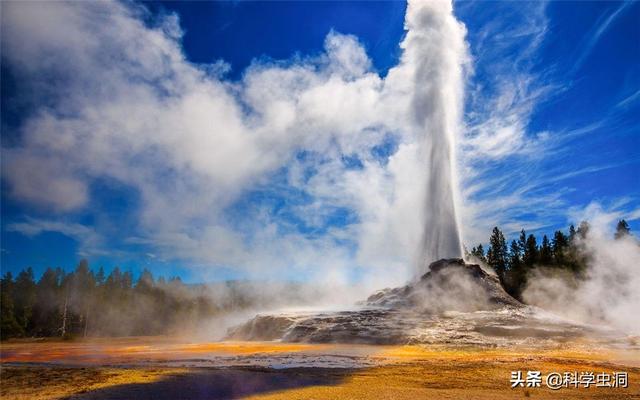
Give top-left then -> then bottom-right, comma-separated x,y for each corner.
455,1 -> 561,243
456,0 -> 639,245
5,217 -> 106,256
570,1 -> 635,75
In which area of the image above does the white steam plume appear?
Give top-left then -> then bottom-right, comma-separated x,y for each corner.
400,1 -> 468,271
1,0 -> 469,281
523,204 -> 640,334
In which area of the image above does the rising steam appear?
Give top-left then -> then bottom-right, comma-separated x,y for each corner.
394,0 -> 468,274
523,206 -> 640,335
1,0 -> 470,280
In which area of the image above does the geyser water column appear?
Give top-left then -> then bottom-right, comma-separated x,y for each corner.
402,0 -> 467,272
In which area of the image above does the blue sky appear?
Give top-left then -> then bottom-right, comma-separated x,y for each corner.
1,1 -> 638,283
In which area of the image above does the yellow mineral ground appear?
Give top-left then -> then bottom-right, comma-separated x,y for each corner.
2,338 -> 639,399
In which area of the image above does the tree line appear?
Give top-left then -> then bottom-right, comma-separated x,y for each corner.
0,261 -> 239,339
467,219 -> 633,300
1,259 -> 325,340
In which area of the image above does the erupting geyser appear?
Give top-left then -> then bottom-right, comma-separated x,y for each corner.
227,1 -> 627,349
402,0 -> 466,272
228,1 -> 476,345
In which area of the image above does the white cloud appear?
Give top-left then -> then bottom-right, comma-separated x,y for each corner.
1,0 -> 469,281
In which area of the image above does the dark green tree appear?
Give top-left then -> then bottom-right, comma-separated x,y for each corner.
1,263 -> 237,339
539,235 -> 553,265
470,244 -> 487,263
1,272 -> 23,338
523,234 -> 538,267
552,230 -> 569,265
565,223 -> 589,274
14,268 -> 37,335
508,239 -> 522,270
487,227 -> 508,283
518,230 -> 527,252
504,239 -> 527,299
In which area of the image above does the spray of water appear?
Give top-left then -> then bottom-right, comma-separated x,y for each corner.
400,1 -> 467,273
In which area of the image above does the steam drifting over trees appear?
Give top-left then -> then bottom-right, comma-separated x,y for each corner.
1,262 -> 320,339
467,220 -> 635,300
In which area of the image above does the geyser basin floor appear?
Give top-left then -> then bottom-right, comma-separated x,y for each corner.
2,338 -> 640,399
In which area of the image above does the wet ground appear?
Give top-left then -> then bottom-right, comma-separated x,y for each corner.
2,339 -> 640,399
1,338 -> 383,369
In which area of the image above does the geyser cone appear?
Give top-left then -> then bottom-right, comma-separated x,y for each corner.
228,260 -> 614,346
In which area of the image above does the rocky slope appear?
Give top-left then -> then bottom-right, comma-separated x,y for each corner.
364,258 -> 522,310
227,259 -> 612,345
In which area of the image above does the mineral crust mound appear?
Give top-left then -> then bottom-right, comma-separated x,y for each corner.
227,259 -> 613,346
365,258 -> 522,310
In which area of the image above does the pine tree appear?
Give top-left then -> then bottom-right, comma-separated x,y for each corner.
552,230 -> 568,265
59,272 -> 72,337
486,246 -> 494,271
523,234 -> 538,267
614,219 -> 631,240
470,244 -> 487,263
508,239 -> 522,270
2,264 -> 230,338
540,235 -> 553,265
518,229 -> 526,252
487,227 -> 508,283
1,272 -> 23,338
73,260 -> 96,337
106,267 -> 122,289
506,239 -> 526,299
14,268 -> 37,335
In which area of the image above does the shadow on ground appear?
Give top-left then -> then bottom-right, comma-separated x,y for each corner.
66,368 -> 350,400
